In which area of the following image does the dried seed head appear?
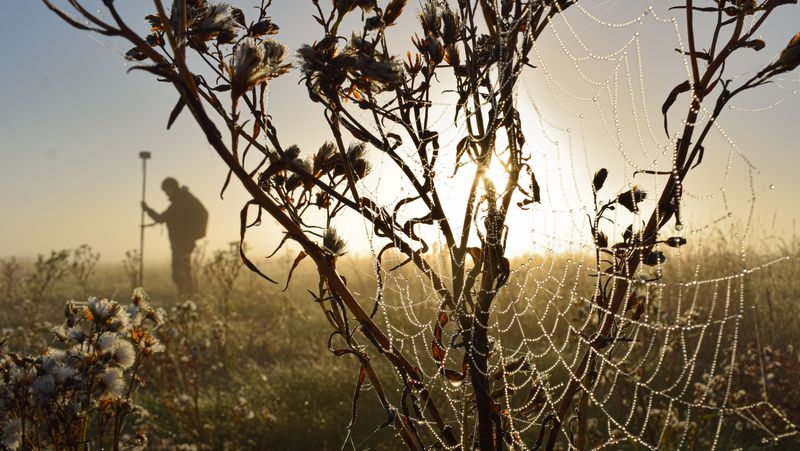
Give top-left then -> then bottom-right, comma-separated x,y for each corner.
441,6 -> 462,46
444,45 -> 460,66
323,228 -> 348,256
383,0 -> 407,27
419,1 -> 442,37
314,142 -> 336,176
359,58 -> 405,88
285,159 -> 312,192
229,38 -> 291,107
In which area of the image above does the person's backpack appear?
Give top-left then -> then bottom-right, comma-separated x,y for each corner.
184,190 -> 208,241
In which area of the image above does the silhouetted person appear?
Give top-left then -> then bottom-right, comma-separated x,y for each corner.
142,177 -> 208,298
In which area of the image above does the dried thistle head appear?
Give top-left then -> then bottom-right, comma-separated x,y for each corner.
356,57 -> 405,91
228,38 -> 291,107
419,0 -> 442,37
323,228 -> 347,256
191,2 -> 240,44
348,143 -> 371,179
313,142 -> 337,176
285,159 -> 313,192
440,6 -> 462,46
297,39 -> 353,102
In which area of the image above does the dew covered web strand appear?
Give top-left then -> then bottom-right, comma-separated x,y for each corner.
347,1 -> 799,449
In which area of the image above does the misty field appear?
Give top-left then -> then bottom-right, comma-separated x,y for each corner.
2,234 -> 798,449
5,0 -> 800,448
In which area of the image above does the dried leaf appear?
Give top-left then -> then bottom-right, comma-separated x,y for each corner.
167,97 -> 186,130
346,365 -> 368,429
239,202 -> 277,284
467,247 -> 482,265
432,310 -> 449,364
742,39 -> 766,51
662,80 -> 691,136
530,170 -> 541,203
283,251 -> 307,291
124,47 -> 147,62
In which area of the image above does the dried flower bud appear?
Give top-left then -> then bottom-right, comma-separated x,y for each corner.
644,251 -> 666,266
413,33 -> 444,66
595,231 -> 608,249
592,168 -> 608,192
666,236 -> 687,247
383,0 -> 407,26
249,19 -> 280,37
616,186 -> 647,213
778,32 -> 800,71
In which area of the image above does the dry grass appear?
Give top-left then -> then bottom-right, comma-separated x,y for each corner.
1,236 -> 798,449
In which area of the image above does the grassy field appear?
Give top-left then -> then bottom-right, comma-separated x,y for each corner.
1,236 -> 799,449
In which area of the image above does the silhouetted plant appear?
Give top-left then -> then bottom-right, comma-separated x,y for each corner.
68,244 -> 101,295
122,250 -> 141,292
0,258 -> 23,304
41,0 -> 800,448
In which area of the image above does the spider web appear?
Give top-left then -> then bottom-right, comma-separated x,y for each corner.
341,2 -> 799,449
68,1 -> 799,448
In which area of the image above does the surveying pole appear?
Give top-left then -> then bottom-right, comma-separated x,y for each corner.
138,151 -> 152,287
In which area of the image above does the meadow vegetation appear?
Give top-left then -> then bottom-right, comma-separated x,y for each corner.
1,235 -> 798,449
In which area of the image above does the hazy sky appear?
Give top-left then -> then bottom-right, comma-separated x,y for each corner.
1,1 -> 798,264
